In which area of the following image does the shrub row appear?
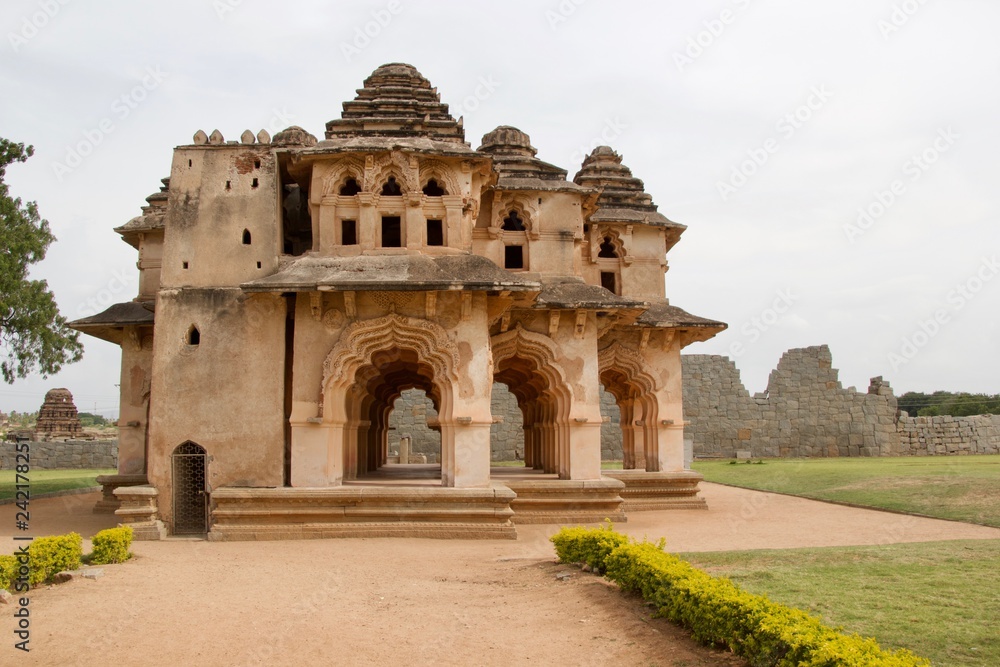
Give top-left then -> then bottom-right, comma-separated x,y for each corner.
551,525 -> 929,667
0,526 -> 133,591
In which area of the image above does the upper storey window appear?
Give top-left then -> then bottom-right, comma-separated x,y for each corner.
598,236 -> 619,258
422,179 -> 446,196
502,211 -> 526,232
340,178 -> 362,196
381,176 -> 403,196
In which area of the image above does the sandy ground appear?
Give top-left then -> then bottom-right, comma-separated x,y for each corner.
2,483 -> 998,666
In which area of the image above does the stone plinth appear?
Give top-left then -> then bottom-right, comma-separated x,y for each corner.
208,486 -> 518,540
34,388 -> 83,440
94,473 -> 148,513
602,470 -> 707,510
503,478 -> 627,524
114,485 -> 166,540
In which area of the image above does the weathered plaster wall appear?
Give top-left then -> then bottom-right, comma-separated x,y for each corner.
1,440 -> 117,470
682,345 -> 1000,457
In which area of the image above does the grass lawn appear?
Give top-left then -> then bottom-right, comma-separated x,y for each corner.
692,456 -> 1000,527
0,469 -> 115,501
683,539 -> 1000,667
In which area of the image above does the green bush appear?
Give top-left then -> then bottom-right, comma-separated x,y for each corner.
549,521 -> 632,572
89,526 -> 133,565
551,526 -> 929,667
28,532 -> 82,586
0,555 -> 17,591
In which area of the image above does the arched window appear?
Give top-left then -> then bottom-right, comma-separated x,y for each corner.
381,176 -> 402,196
502,211 -> 526,232
187,325 -> 200,347
340,178 -> 361,196
422,179 -> 446,196
242,229 -> 252,245
598,236 -> 618,258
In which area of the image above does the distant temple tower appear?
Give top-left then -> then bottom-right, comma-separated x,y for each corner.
35,388 -> 83,440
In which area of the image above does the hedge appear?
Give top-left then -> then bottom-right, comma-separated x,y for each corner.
89,526 -> 134,565
28,533 -> 83,586
551,525 -> 929,667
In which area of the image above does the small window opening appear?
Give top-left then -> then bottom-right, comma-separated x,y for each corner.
254,159 -> 261,169
340,178 -> 361,196
225,181 -> 231,191
422,179 -> 446,196
426,219 -> 443,246
504,245 -> 524,270
342,220 -> 357,246
583,224 -> 590,234
182,261 -> 189,270
598,236 -> 618,258
256,261 -> 262,269
502,211 -> 525,232
381,216 -> 402,248
251,177 -> 259,189
600,271 -> 618,294
188,159 -> 192,167
242,229 -> 252,245
381,176 -> 402,196
187,326 -> 200,346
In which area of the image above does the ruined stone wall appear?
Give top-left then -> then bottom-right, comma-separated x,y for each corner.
896,414 -> 1000,455
0,440 -> 118,470
389,383 -> 624,461
682,345 -> 1000,458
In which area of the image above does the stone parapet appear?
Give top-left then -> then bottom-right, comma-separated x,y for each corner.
114,485 -> 166,540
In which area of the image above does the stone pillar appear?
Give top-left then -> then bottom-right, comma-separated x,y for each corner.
357,193 -> 376,249
442,196 -> 465,249
406,193 -> 423,249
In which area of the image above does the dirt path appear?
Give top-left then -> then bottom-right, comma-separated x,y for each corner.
2,483 -> 998,666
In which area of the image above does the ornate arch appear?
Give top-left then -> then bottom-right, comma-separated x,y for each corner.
491,325 -> 570,395
418,158 -> 462,197
322,313 -> 461,394
492,193 -> 540,238
595,227 -> 626,260
321,157 -> 366,196
598,341 -> 657,396
366,152 -> 417,193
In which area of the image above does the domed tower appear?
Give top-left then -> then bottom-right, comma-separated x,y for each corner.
573,146 -> 686,299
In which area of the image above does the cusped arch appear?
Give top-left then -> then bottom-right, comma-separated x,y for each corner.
598,342 -> 657,396
322,157 -> 366,196
322,313 -> 462,411
418,159 -> 462,198
491,325 -> 571,398
596,228 -> 626,259
366,152 -> 417,193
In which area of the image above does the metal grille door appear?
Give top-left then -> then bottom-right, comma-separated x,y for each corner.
172,442 -> 208,534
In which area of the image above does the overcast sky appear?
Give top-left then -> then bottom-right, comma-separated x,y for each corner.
1,0 -> 998,416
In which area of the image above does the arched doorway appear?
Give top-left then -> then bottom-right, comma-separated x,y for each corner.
172,441 -> 208,534
599,343 -> 659,471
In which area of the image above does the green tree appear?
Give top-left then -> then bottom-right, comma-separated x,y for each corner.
0,138 -> 82,383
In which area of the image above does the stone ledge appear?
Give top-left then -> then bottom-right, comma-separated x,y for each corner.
504,478 -> 626,524
602,470 -> 708,511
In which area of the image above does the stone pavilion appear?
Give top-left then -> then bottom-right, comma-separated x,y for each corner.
71,63 -> 725,539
